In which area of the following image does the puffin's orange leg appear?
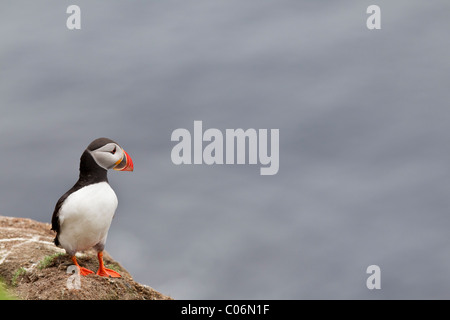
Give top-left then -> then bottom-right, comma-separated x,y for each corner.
96,251 -> 121,278
71,256 -> 94,276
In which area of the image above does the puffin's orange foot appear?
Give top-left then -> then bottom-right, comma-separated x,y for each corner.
71,256 -> 94,276
96,251 -> 121,277
78,267 -> 94,276
96,267 -> 121,278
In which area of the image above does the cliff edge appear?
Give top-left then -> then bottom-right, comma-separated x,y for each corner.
0,215 -> 171,300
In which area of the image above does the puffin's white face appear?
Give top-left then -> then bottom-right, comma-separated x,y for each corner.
89,142 -> 134,171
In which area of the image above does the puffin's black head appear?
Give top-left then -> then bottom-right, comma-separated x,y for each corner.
83,137 -> 134,172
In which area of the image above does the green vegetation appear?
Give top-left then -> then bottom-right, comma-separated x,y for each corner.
106,264 -> 121,272
11,267 -> 26,287
38,252 -> 64,270
0,280 -> 16,300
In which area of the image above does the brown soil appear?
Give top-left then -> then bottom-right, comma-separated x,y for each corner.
0,215 -> 172,300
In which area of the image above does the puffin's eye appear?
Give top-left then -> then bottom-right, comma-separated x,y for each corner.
111,146 -> 116,155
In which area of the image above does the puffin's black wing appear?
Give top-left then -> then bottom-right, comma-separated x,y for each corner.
51,183 -> 83,246
51,191 -> 69,246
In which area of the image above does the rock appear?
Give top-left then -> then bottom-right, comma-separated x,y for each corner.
0,215 -> 171,300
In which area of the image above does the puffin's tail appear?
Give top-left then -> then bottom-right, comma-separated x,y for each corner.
54,236 -> 60,247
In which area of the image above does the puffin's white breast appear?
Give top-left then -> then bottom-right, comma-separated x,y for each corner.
58,182 -> 118,253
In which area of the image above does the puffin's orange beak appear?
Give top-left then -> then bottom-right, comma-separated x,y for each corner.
113,149 -> 134,172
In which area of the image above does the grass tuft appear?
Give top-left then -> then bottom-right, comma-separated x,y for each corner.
38,252 -> 65,270
11,268 -> 27,287
106,264 -> 121,272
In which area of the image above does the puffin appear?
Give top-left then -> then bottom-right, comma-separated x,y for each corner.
51,138 -> 134,277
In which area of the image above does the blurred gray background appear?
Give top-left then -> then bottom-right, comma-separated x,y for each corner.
1,1 -> 450,299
